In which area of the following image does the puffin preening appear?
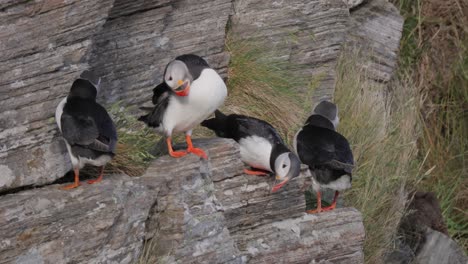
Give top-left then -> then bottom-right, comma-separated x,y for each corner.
55,71 -> 117,190
139,54 -> 227,159
294,101 -> 354,213
202,110 -> 301,192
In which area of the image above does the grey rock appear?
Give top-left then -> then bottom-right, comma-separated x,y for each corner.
415,228 -> 468,264
0,0 -> 405,195
230,0 -> 350,103
88,0 -> 233,106
384,238 -> 415,264
0,174 -> 159,264
0,0 -> 233,193
0,138 -> 365,263
141,138 -> 243,264
345,0 -> 404,83
141,138 -> 365,263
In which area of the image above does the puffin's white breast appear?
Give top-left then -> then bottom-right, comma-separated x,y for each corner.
55,97 -> 67,132
321,175 -> 351,191
162,69 -> 227,135
238,135 -> 273,171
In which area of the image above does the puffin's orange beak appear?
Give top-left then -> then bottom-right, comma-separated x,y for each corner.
175,80 -> 190,96
271,177 -> 290,193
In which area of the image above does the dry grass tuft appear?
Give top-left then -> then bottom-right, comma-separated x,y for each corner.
82,103 -> 162,177
335,50 -> 422,263
217,35 -> 312,144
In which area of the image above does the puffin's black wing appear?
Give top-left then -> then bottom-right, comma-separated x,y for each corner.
175,54 -> 210,80
297,125 -> 354,173
139,82 -> 173,128
202,111 -> 285,145
61,98 -> 117,154
231,115 -> 285,145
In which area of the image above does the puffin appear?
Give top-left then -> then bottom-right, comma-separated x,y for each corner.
55,71 -> 117,190
202,110 -> 301,191
139,54 -> 227,159
294,101 -> 354,213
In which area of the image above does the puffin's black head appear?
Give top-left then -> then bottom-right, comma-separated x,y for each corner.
271,152 -> 301,192
164,60 -> 193,97
312,101 -> 339,129
69,79 -> 97,100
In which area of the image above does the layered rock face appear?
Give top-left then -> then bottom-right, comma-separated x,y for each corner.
230,0 -> 350,102
88,0 -> 232,105
0,139 -> 365,263
0,0 -> 403,194
0,0 -> 232,192
0,0 -> 405,262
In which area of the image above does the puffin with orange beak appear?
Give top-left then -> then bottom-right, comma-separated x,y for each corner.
139,54 -> 227,159
202,110 -> 301,191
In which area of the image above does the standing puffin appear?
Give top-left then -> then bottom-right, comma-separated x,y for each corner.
202,110 -> 301,191
55,71 -> 117,190
294,101 -> 354,213
139,54 -> 227,159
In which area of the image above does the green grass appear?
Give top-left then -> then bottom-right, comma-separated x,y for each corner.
334,50 -> 422,263
88,103 -> 161,177
220,34 -> 313,144
392,0 -> 468,251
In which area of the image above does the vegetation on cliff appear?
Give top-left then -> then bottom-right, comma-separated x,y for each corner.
393,0 -> 467,251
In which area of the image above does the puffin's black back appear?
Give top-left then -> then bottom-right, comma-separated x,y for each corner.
62,79 -> 117,158
174,54 -> 210,80
297,121 -> 354,184
202,110 -> 285,145
202,110 -> 292,169
138,82 -> 173,128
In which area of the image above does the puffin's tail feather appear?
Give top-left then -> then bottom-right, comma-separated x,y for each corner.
201,110 -> 228,137
214,109 -> 227,120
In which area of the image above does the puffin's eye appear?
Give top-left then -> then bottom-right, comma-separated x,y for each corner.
169,76 -> 173,81
282,164 -> 287,168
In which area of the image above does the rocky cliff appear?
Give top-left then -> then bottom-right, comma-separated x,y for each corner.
0,0 -> 406,263
0,139 -> 365,263
0,0 -> 403,191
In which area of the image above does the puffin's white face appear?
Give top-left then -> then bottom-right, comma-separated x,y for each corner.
271,152 -> 301,192
274,152 -> 291,180
164,60 -> 192,96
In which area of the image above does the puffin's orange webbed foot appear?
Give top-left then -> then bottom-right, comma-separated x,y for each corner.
61,182 -> 80,190
185,134 -> 208,159
166,137 -> 188,158
243,168 -> 269,176
61,168 -> 80,190
321,204 -> 336,211
306,191 -> 324,214
87,166 -> 105,184
169,150 -> 188,158
187,147 -> 208,159
87,175 -> 103,184
306,208 -> 323,214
